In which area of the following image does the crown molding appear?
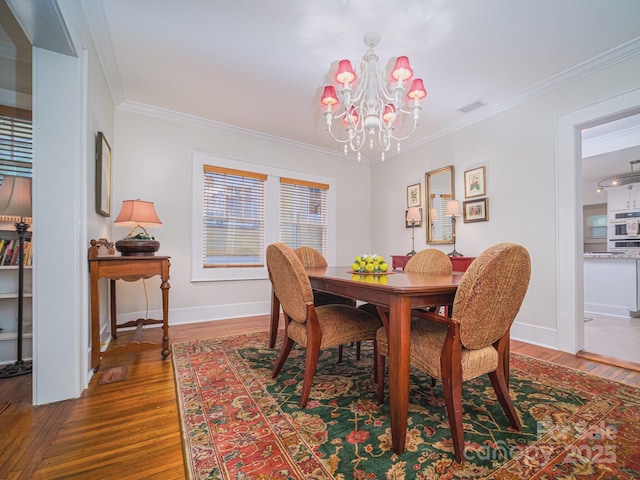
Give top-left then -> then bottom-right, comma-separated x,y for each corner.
116,100 -> 361,162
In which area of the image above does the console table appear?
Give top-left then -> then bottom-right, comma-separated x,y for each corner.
391,254 -> 476,272
88,241 -> 171,371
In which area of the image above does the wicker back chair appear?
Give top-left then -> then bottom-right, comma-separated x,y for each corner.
376,242 -> 531,462
267,243 -> 381,407
404,248 -> 452,274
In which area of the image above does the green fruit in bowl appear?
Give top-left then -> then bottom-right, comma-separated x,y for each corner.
352,254 -> 387,273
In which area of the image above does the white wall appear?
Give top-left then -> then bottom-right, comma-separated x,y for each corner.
108,52 -> 640,354
32,46 -> 85,404
371,52 -> 640,351
111,106 -> 372,325
25,1 -> 116,403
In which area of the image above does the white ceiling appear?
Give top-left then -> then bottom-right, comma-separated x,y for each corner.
77,0 -> 640,162
2,0 -> 640,173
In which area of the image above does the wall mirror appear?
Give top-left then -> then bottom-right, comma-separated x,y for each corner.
425,165 -> 455,244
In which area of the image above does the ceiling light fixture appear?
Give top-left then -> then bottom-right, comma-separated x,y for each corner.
320,32 -> 427,162
597,160 -> 640,188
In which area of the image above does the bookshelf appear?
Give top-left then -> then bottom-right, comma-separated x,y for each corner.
0,231 -> 32,365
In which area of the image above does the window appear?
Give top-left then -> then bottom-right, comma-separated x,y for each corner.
0,105 -> 32,177
583,203 -> 607,243
202,165 -> 267,268
192,152 -> 336,281
280,177 -> 328,256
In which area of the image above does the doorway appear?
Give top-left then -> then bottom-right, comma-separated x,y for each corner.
580,111 -> 640,369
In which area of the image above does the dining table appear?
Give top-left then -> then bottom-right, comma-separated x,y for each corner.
269,266 -> 463,455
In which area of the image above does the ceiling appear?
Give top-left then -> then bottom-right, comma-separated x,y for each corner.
2,0 -> 640,172
79,0 -> 640,161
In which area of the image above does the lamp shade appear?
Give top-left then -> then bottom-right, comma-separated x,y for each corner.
0,175 -> 32,224
406,206 -> 421,222
320,85 -> 338,107
391,56 -> 413,81
407,78 -> 427,100
445,200 -> 462,217
430,207 -> 439,222
114,199 -> 162,228
335,59 -> 356,85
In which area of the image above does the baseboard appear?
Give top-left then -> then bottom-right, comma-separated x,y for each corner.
510,321 -> 558,351
117,300 -> 272,326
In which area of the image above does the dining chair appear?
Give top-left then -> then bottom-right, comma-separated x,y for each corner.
375,242 -> 531,462
267,243 -> 382,408
294,246 -> 360,361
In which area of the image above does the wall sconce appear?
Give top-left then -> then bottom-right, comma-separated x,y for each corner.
445,200 -> 462,257
114,199 -> 162,256
406,206 -> 421,256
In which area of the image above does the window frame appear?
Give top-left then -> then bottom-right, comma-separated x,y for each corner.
192,152 -> 336,282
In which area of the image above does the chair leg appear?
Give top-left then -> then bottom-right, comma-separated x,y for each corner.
337,344 -> 344,363
372,340 -> 377,383
272,336 -> 294,379
299,340 -> 321,408
488,369 -> 522,431
356,341 -> 361,360
441,364 -> 465,463
376,345 -> 385,405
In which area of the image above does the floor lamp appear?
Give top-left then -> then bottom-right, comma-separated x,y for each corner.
445,200 -> 463,257
0,175 -> 32,378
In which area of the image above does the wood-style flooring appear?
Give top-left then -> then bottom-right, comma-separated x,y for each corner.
1,315 -> 639,479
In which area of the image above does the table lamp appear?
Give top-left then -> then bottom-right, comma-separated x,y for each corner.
406,206 -> 421,256
114,199 -> 162,256
445,200 -> 463,257
0,175 -> 32,378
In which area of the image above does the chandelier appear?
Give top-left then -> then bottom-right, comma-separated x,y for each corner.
320,32 -> 427,162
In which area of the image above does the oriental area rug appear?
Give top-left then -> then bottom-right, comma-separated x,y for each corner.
172,332 -> 640,479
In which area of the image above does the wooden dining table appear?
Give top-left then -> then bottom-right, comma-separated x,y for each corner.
269,266 -> 462,455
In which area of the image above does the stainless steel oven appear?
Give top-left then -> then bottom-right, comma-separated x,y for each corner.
609,211 -> 640,251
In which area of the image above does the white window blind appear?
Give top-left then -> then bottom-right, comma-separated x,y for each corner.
202,165 -> 267,268
0,106 -> 32,177
280,177 -> 328,255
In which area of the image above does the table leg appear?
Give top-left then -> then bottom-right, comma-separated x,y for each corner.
269,289 -> 280,348
110,279 -> 117,339
387,295 -> 412,455
160,264 -> 171,359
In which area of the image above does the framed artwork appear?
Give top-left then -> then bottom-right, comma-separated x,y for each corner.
407,183 -> 421,207
463,198 -> 489,223
95,131 -> 112,217
464,166 -> 486,198
405,208 -> 423,228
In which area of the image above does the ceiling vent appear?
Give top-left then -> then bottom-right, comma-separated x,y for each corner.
458,100 -> 486,114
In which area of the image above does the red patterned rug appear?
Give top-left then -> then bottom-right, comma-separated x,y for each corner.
172,332 -> 640,479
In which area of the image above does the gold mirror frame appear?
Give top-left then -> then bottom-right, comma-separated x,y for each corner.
425,165 -> 455,244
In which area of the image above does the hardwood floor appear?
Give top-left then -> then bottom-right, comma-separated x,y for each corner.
1,315 -> 639,479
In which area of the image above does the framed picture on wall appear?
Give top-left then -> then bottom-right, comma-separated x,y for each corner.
464,166 -> 486,198
407,183 -> 421,207
463,198 -> 489,223
95,131 -> 112,217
